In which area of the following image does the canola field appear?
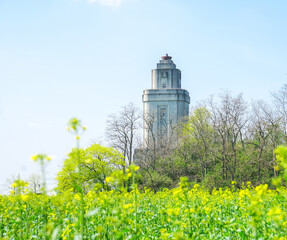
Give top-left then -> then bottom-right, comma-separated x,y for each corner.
1,181 -> 287,239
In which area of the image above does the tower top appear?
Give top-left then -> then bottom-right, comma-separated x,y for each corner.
161,54 -> 172,60
158,54 -> 176,69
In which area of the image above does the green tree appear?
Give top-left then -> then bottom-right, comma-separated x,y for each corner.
181,107 -> 214,180
56,144 -> 125,193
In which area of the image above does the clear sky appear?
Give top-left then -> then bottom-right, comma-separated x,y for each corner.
0,0 -> 286,193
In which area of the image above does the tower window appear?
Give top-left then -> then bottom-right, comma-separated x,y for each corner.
161,72 -> 168,78
159,107 -> 167,137
162,83 -> 166,88
159,108 -> 167,126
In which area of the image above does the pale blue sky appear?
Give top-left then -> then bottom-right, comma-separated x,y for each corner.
0,0 -> 286,192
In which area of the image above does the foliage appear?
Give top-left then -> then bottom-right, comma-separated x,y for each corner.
56,144 -> 125,193
138,91 -> 287,190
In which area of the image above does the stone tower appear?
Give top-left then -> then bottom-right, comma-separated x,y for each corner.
143,54 -> 190,145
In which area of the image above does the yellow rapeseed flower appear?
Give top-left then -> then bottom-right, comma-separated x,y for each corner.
166,207 -> 180,216
268,207 -> 282,216
20,194 -> 29,201
134,166 -> 139,171
30,155 -> 38,162
105,176 -> 114,183
46,155 -> 53,161
30,154 -> 53,163
127,173 -> 132,178
129,164 -> 140,172
123,203 -> 133,210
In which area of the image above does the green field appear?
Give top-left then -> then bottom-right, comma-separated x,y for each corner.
1,181 -> 287,239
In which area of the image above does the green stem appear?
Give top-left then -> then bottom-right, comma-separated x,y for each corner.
40,161 -> 48,239
76,137 -> 85,239
133,173 -> 137,235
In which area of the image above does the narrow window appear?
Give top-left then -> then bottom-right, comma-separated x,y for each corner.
159,108 -> 167,137
159,108 -> 167,127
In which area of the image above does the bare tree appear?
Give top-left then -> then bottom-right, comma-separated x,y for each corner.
105,103 -> 141,167
248,100 -> 283,181
141,112 -> 180,166
28,174 -> 42,194
272,84 -> 287,141
135,111 -> 181,189
3,175 -> 19,195
207,92 -> 248,181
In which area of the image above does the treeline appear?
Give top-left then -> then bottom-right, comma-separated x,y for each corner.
56,85 -> 287,192
137,86 -> 287,190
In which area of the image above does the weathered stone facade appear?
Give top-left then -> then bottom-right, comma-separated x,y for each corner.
143,54 -> 190,145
